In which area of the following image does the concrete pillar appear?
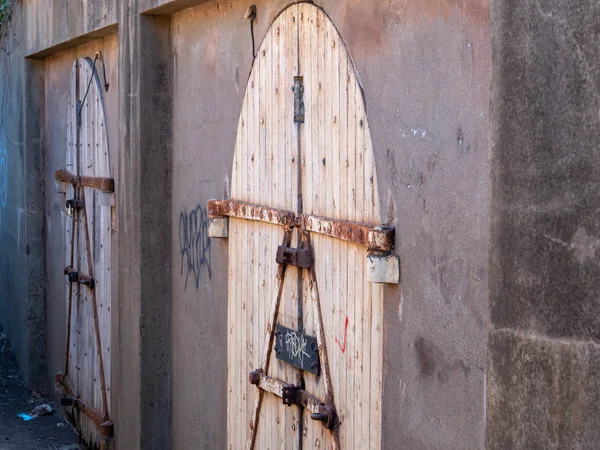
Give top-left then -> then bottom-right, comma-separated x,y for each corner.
116,3 -> 173,448
488,1 -> 600,447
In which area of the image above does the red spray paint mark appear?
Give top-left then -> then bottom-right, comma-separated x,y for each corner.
335,317 -> 349,353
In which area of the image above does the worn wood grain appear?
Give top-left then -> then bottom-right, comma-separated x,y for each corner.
228,4 -> 383,449
64,57 -> 113,449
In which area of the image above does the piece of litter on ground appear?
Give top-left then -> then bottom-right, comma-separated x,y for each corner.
17,412 -> 34,421
31,403 -> 53,416
56,422 -> 65,428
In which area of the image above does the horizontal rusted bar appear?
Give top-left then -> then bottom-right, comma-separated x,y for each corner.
298,214 -> 394,254
55,372 -> 113,437
250,371 -> 336,429
208,199 -> 297,227
208,199 -> 394,254
55,169 -> 114,193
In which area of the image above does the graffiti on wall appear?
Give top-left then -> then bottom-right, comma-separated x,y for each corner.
0,145 -> 7,229
179,204 -> 212,290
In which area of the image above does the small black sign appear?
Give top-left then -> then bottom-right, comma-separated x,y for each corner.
274,324 -> 320,375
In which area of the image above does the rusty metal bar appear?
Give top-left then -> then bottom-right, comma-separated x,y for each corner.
55,372 -> 113,438
80,188 -> 109,420
64,187 -> 78,376
299,214 -> 394,254
208,199 -> 297,228
55,169 -> 114,193
249,371 -> 336,430
207,199 -> 394,254
246,229 -> 293,450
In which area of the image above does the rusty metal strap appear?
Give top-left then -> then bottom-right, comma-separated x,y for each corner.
249,371 -> 336,430
55,372 -> 113,438
208,199 -> 394,254
55,169 -> 114,193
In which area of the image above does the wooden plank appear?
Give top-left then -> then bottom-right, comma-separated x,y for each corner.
62,57 -> 113,448
337,23 -> 350,450
227,3 -> 386,449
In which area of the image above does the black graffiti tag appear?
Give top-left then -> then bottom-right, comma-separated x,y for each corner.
179,205 -> 211,290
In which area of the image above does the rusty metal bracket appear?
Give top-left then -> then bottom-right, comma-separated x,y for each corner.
276,245 -> 313,268
64,266 -> 95,289
249,371 -> 337,430
66,198 -> 85,216
55,169 -> 114,193
55,372 -> 113,438
208,199 -> 394,254
282,385 -> 302,406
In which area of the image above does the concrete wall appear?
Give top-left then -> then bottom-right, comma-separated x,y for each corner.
0,1 -> 42,387
22,0 -> 600,449
1,0 -> 491,448
488,1 -> 600,448
169,1 -> 490,449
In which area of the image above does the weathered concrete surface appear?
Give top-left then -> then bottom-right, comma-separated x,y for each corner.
115,5 -> 173,449
170,1 -> 490,449
489,0 -> 600,447
24,0 -> 117,56
0,1 -> 48,390
42,33 -> 119,408
488,330 -> 600,449
490,0 -> 600,342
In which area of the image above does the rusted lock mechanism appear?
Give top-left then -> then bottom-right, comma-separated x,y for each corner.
64,266 -> 95,289
276,245 -> 313,269
65,198 -> 84,216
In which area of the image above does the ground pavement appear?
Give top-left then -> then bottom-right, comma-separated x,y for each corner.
0,326 -> 84,450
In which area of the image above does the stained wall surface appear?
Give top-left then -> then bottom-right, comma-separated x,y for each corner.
488,1 -> 600,448
0,2 -> 35,385
170,1 -> 490,449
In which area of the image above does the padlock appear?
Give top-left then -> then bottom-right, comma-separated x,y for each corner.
66,202 -> 73,216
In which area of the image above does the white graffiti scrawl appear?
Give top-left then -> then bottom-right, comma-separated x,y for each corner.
284,330 -> 311,368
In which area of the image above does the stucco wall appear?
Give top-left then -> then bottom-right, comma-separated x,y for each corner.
170,1 -> 490,448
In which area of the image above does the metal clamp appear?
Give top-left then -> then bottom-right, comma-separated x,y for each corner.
282,385 -> 302,406
276,245 -> 313,268
64,266 -> 95,289
66,199 -> 84,216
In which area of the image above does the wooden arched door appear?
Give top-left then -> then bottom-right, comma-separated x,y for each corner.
211,3 -> 394,449
56,56 -> 114,450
